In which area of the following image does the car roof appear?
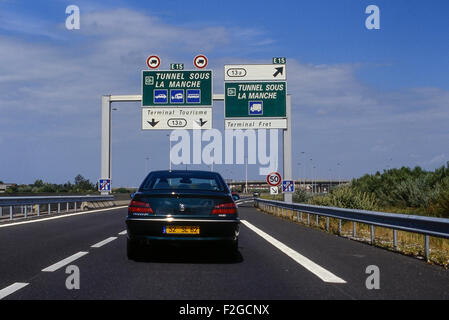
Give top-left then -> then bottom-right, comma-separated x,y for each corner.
148,170 -> 221,176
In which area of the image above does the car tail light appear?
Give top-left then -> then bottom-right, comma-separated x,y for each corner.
211,202 -> 237,215
128,200 -> 154,215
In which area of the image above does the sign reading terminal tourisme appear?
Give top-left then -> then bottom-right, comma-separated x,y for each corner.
142,70 -> 212,107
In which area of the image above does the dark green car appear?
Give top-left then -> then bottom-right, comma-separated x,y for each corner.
126,170 -> 240,259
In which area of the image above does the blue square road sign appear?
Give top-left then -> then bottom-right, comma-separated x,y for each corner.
282,180 -> 295,193
99,179 -> 111,192
170,89 -> 184,104
154,89 -> 168,104
186,89 -> 201,104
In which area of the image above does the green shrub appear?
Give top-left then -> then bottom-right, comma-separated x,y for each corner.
293,188 -> 310,203
309,185 -> 379,211
114,188 -> 131,193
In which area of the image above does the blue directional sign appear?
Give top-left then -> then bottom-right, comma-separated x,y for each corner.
98,179 -> 111,192
154,89 -> 168,104
170,89 -> 184,104
186,89 -> 201,104
282,180 -> 295,193
249,101 -> 263,115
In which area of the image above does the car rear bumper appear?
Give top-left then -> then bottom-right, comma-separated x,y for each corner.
126,217 -> 240,242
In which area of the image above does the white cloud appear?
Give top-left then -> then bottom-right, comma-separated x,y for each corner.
1,7 -> 449,184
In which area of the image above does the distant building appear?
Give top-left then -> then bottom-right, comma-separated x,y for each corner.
0,183 -> 15,193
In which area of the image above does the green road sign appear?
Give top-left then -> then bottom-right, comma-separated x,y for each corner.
142,70 -> 212,107
225,82 -> 286,118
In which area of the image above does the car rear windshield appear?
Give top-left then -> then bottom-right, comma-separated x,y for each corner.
139,172 -> 226,192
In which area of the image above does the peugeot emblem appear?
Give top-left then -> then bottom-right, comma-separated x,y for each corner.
179,203 -> 186,212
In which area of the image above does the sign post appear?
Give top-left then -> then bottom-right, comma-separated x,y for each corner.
283,95 -> 293,203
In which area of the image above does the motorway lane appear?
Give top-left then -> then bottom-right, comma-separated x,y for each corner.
239,205 -> 449,299
1,203 -> 449,299
0,206 -> 127,290
7,222 -> 351,300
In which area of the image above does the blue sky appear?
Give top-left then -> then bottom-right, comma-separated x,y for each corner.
0,0 -> 448,187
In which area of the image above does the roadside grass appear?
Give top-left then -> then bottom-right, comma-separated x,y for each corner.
256,203 -> 449,268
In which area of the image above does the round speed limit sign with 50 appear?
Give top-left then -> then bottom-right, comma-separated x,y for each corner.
267,172 -> 281,187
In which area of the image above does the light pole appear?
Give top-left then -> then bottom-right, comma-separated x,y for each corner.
145,157 -> 150,174
245,157 -> 248,194
167,134 -> 172,171
309,158 -> 313,194
312,165 -> 316,194
337,162 -> 341,185
299,151 -> 305,190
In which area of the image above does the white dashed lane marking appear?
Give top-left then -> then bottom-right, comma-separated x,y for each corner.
91,237 -> 117,248
0,282 -> 29,300
41,251 -> 89,272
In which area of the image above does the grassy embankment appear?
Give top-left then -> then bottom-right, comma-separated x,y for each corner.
259,164 -> 449,267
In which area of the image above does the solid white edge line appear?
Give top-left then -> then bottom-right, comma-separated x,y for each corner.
240,220 -> 346,284
42,251 -> 89,272
91,237 -> 117,248
0,206 -> 128,229
118,230 -> 127,235
0,282 -> 29,300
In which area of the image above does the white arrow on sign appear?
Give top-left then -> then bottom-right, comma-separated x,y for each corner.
224,64 -> 287,81
141,107 -> 212,130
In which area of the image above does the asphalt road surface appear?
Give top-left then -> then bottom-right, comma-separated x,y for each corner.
1,202 -> 448,300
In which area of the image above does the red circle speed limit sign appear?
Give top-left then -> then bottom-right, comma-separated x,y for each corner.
146,55 -> 161,69
267,172 -> 282,187
193,54 -> 208,69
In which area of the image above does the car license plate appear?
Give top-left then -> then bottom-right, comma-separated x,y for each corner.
164,225 -> 200,234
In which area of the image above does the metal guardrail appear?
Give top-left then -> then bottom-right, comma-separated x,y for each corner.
254,198 -> 449,261
235,197 -> 255,205
0,195 -> 115,221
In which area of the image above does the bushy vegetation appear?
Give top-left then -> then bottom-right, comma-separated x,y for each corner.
113,188 -> 134,193
293,188 -> 311,203
303,163 -> 449,218
309,185 -> 379,211
5,174 -> 97,194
